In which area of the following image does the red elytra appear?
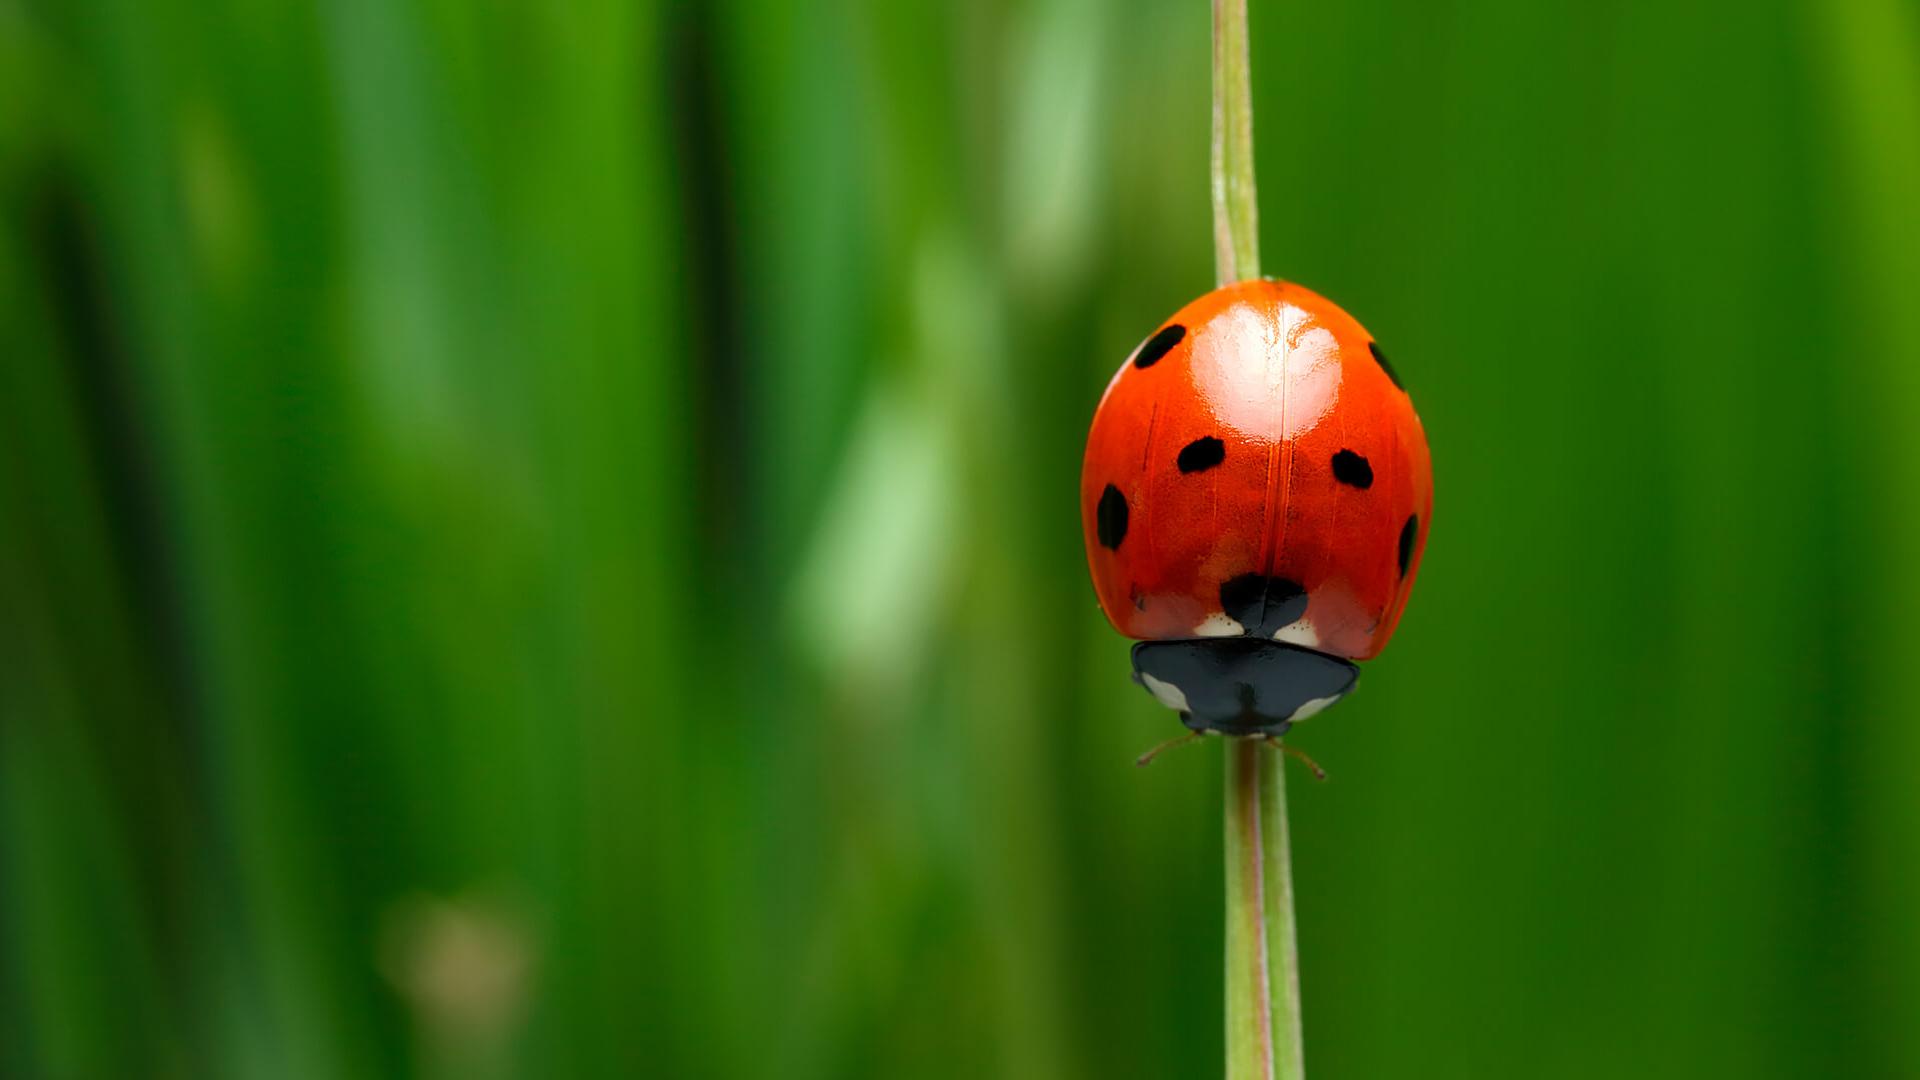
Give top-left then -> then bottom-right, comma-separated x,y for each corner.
1082,278 -> 1431,664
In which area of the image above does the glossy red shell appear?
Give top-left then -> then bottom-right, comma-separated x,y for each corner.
1081,279 -> 1432,661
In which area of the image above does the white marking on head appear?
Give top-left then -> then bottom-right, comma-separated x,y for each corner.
1139,672 -> 1191,713
1289,694 -> 1341,724
1273,615 -> 1319,650
1193,612 -> 1245,637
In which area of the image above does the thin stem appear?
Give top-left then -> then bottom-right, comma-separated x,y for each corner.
1261,745 -> 1306,1080
1211,0 -> 1261,286
1224,742 -> 1305,1080
1213,1 -> 1303,1077
1223,740 -> 1275,1080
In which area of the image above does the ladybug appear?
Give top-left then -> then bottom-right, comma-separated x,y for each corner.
1081,278 -> 1432,737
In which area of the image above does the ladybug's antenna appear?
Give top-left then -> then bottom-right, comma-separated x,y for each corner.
1135,731 -> 1205,767
1265,736 -> 1328,781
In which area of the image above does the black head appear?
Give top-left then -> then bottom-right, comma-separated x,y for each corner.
1131,637 -> 1359,737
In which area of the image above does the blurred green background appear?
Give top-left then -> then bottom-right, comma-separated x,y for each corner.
5,0 -> 1920,1076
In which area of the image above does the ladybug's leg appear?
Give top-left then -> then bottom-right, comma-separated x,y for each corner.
1265,736 -> 1328,782
1135,730 -> 1205,768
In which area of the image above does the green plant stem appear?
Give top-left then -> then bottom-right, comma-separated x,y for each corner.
1213,1 -> 1304,1078
1224,742 -> 1305,1080
1211,0 -> 1261,285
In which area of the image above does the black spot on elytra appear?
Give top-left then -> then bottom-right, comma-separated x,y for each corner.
1097,484 -> 1129,549
1398,514 -> 1419,576
1133,324 -> 1186,369
1368,341 -> 1405,390
1331,449 -> 1373,489
1177,436 -> 1226,474
1218,574 -> 1308,638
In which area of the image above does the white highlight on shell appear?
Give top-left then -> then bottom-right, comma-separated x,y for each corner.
1189,303 -> 1282,440
1188,300 -> 1344,441
1289,694 -> 1342,724
1280,323 -> 1342,439
1193,612 -> 1245,637
1139,673 -> 1191,713
1272,615 -> 1320,650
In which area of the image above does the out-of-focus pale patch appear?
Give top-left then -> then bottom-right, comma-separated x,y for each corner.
1273,615 -> 1320,650
1188,300 -> 1344,442
1289,694 -> 1342,723
180,104 -> 260,294
1140,672 -> 1191,713
1193,612 -> 1245,637
378,892 -> 534,1049
1001,0 -> 1104,298
789,384 -> 957,702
